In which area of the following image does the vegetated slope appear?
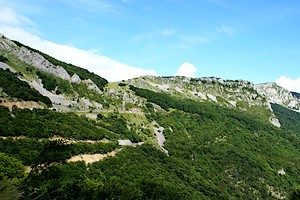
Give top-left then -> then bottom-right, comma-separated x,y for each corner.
0,105 -> 135,175
2,88 -> 299,199
0,68 -> 51,106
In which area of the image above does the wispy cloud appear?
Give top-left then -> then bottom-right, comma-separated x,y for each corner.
132,28 -> 177,42
0,6 -> 157,81
0,7 -> 35,27
61,0 -> 122,16
78,0 -> 111,10
181,34 -> 210,45
0,6 -> 39,34
170,33 -> 210,50
276,76 -> 300,93
206,0 -> 236,10
132,28 -> 209,51
216,25 -> 235,36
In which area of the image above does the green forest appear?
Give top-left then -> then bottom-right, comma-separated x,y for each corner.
0,69 -> 52,106
1,87 -> 300,199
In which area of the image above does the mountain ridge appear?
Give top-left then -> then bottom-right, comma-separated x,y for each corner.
1,34 -> 299,114
1,34 -> 300,199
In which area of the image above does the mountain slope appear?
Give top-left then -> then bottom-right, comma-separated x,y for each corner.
0,34 -> 300,199
0,35 -> 108,111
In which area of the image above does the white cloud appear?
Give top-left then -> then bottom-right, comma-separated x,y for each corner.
0,7 -> 35,27
175,62 -> 197,78
0,7 -> 157,82
276,76 -> 300,93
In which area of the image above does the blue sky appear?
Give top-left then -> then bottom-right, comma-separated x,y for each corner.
0,0 -> 300,91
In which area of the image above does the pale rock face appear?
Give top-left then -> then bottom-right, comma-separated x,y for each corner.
152,121 -> 168,154
70,74 -> 81,83
118,140 -> 133,146
0,37 -> 71,80
175,87 -> 183,93
269,117 -> 281,128
191,91 -> 207,100
29,79 -> 73,106
228,100 -> 237,107
0,37 -> 15,49
81,97 -> 93,107
0,62 -> 17,73
86,113 -> 98,119
16,47 -> 71,80
256,83 -> 300,110
278,168 -> 286,176
83,79 -> 103,94
148,82 -> 169,91
207,94 -> 217,103
93,101 -> 103,109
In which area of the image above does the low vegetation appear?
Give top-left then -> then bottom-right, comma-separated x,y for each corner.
0,69 -> 52,106
0,54 -> 8,63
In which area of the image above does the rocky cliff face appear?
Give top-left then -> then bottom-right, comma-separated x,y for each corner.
256,82 -> 300,111
125,75 -> 267,109
123,75 -> 299,113
0,35 -> 104,111
0,38 -> 70,80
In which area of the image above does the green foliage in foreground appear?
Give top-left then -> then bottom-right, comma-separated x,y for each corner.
13,40 -> 108,90
15,104 -> 300,199
0,179 -> 23,200
0,138 -> 117,166
0,153 -> 25,180
22,145 -> 205,200
97,113 -> 142,142
0,106 -> 105,140
0,106 -> 140,142
1,87 -> 300,199
0,69 -> 52,106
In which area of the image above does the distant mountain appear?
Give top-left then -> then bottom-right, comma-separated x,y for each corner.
1,34 -> 300,199
256,82 -> 300,111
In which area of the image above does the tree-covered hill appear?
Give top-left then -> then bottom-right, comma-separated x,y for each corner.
1,88 -> 300,199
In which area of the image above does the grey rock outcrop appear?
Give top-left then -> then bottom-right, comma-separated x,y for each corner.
71,74 -> 81,83
256,83 -> 300,111
83,79 -> 103,94
0,37 -> 70,80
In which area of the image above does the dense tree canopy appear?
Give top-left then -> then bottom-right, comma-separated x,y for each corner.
0,69 -> 52,106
